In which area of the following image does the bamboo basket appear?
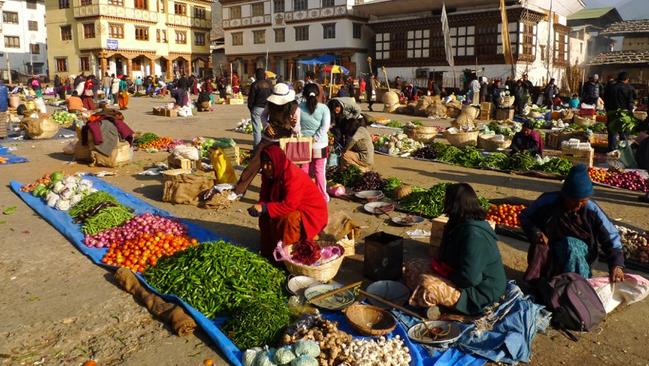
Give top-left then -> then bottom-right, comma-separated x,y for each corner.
478,135 -> 512,151
405,125 -> 438,143
344,303 -> 396,336
573,114 -> 595,128
444,130 -> 480,147
500,95 -> 515,108
283,242 -> 345,282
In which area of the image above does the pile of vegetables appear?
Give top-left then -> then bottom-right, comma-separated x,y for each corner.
534,156 -> 573,176
144,240 -> 287,318
487,121 -> 518,138
137,136 -> 180,151
290,240 -> 322,265
243,339 -> 320,366
373,133 -> 424,157
102,232 -> 197,272
486,204 -> 526,228
192,137 -> 237,158
590,122 -> 608,133
351,171 -> 385,191
43,175 -> 97,211
82,206 -> 134,235
399,183 -> 489,218
70,191 -> 121,218
21,173 -> 54,193
608,110 -> 639,133
283,317 -> 352,366
340,336 -> 411,366
225,297 -> 292,351
235,119 -> 254,134
134,132 -> 159,146
382,177 -> 402,197
504,152 -> 537,171
478,152 -> 509,170
83,213 -> 188,248
616,226 -> 649,263
589,167 -> 649,192
51,111 -> 76,126
412,145 -> 437,160
385,120 -> 403,128
327,165 -> 362,187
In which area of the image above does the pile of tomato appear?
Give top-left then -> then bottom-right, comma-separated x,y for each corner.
102,232 -> 197,272
588,167 -> 610,183
486,204 -> 526,228
138,136 -> 177,150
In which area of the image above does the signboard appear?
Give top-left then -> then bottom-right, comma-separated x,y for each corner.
106,39 -> 118,50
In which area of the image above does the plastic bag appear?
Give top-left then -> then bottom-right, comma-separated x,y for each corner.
210,147 -> 237,184
588,274 -> 649,313
172,145 -> 200,161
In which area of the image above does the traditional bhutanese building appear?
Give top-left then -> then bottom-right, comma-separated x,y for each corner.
45,0 -> 213,80
354,0 -> 585,89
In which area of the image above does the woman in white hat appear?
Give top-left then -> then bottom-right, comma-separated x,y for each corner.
229,82 -> 301,200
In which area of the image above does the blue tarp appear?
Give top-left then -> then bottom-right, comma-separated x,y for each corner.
0,144 -> 28,165
10,176 -> 488,366
297,55 -> 336,65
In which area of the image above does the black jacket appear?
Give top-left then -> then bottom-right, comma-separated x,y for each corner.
247,79 -> 272,110
604,81 -> 635,112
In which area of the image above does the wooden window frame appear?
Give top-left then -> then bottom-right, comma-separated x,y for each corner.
194,32 -> 206,46
60,25 -> 72,41
156,29 -> 167,43
353,23 -> 362,39
295,25 -> 309,41
30,43 -> 40,54
252,3 -> 264,17
28,20 -> 38,31
294,0 -> 307,11
274,0 -> 285,13
58,0 -> 70,9
56,57 -> 68,72
450,25 -> 475,57
135,26 -> 149,41
406,29 -> 430,59
2,11 -> 19,24
174,2 -> 187,15
322,23 -> 335,39
134,0 -> 147,10
375,32 -> 390,60
253,30 -> 265,44
194,6 -> 206,19
109,23 -> 124,39
322,0 -> 334,7
232,31 -> 243,46
230,6 -> 241,19
274,28 -> 285,43
79,56 -> 91,72
175,30 -> 187,44
26,0 -> 38,9
83,23 -> 96,39
4,36 -> 20,48
108,0 -> 123,6
80,0 -> 92,5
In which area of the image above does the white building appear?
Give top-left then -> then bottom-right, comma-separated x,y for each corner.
221,0 -> 373,81
354,0 -> 586,90
0,0 -> 48,80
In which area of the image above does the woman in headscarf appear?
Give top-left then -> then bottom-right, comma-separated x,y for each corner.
248,145 -> 328,261
82,75 -> 96,110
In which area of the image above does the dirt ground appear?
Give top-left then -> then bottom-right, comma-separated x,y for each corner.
1,97 -> 649,366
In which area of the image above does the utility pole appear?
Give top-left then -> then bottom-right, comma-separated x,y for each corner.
5,53 -> 11,85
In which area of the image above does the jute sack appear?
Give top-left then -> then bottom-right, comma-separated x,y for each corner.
91,140 -> 133,167
22,115 -> 60,139
162,171 -> 215,205
452,105 -> 480,129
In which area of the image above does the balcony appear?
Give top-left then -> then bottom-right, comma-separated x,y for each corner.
73,4 -> 160,23
222,5 -> 350,29
166,14 -> 211,29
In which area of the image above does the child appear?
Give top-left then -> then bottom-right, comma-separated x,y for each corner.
569,94 -> 580,109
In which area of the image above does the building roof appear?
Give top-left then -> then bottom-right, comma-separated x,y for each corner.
588,50 -> 649,65
601,19 -> 649,36
567,7 -> 615,20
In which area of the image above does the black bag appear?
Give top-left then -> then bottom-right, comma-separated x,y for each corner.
539,272 -> 605,331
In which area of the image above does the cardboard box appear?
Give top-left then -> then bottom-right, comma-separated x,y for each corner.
164,109 -> 178,117
228,98 -> 244,105
562,148 -> 594,167
495,108 -> 515,121
478,102 -> 493,120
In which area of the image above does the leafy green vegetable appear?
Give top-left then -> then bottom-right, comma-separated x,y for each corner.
135,132 -> 159,146
535,157 -> 573,176
479,152 -> 509,170
327,165 -> 362,187
386,120 -> 403,128
223,297 -> 290,350
399,182 -> 490,218
608,109 -> 639,133
382,177 -> 402,197
590,122 -> 607,133
505,152 -> 537,171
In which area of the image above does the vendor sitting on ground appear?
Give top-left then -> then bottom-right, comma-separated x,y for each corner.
341,117 -> 374,172
66,91 -> 85,112
510,120 -> 544,156
405,183 -> 507,315
248,145 -> 328,261
520,164 -> 625,283
171,86 -> 189,108
328,97 -> 362,150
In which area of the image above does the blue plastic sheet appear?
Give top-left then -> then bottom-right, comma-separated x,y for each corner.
10,176 -> 486,366
0,144 -> 28,165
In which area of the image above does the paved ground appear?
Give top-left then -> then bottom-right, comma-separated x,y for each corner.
1,96 -> 648,366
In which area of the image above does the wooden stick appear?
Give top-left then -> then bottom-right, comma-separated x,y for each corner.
307,281 -> 363,304
358,289 -> 426,321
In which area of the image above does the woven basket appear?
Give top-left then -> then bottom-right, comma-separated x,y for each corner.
283,242 -> 345,282
344,303 -> 396,336
573,114 -> 595,127
406,125 -> 438,143
444,130 -> 480,147
500,95 -> 515,108
478,135 -> 511,151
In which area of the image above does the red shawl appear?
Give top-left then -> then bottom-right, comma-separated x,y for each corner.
259,145 -> 328,240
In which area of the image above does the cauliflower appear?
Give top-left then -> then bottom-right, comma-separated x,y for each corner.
56,199 -> 71,211
51,181 -> 65,194
274,346 -> 296,365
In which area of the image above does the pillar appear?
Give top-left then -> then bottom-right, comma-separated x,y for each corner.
187,57 -> 193,76
100,55 -> 108,76
126,58 -> 133,79
149,59 -> 155,77
166,59 -> 172,80
288,59 -> 295,82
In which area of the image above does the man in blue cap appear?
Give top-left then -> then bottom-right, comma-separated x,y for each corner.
520,164 -> 625,283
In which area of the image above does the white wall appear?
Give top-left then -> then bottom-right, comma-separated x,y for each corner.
0,0 -> 48,76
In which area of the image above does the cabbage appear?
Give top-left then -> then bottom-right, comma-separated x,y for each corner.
253,352 -> 276,366
51,181 -> 65,194
274,346 -> 296,365
243,348 -> 262,366
290,355 -> 317,366
293,340 -> 319,358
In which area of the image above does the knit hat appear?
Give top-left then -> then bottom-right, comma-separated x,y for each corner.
562,164 -> 593,199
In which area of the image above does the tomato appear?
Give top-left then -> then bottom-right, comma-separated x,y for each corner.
83,361 -> 97,366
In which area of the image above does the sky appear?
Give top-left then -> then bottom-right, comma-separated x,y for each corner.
582,0 -> 649,20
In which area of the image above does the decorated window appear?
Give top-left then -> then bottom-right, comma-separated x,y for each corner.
375,32 -> 390,60
407,29 -> 430,59
450,26 -> 475,57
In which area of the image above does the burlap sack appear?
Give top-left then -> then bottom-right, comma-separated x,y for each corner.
452,105 -> 480,129
22,115 -> 60,139
162,171 -> 215,205
90,140 -> 132,167
323,211 -> 361,241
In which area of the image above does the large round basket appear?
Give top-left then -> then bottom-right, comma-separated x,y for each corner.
283,242 -> 345,283
344,303 -> 397,336
478,135 -> 512,151
573,114 -> 594,128
405,125 -> 438,143
499,95 -> 515,108
444,130 -> 480,147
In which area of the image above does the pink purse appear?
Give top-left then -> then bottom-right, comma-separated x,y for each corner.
279,136 -> 312,165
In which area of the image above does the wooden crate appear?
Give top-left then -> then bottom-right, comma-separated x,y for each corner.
495,108 -> 514,121
228,98 -> 244,105
478,102 -> 493,120
0,111 -> 8,139
561,148 -> 594,167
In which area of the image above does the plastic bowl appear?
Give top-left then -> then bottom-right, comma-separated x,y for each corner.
365,280 -> 410,308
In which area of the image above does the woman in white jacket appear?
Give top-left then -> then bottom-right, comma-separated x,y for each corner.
110,74 -> 120,106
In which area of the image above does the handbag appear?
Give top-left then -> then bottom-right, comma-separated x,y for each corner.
279,135 -> 312,164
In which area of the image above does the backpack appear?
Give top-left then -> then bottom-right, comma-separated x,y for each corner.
539,272 -> 605,332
